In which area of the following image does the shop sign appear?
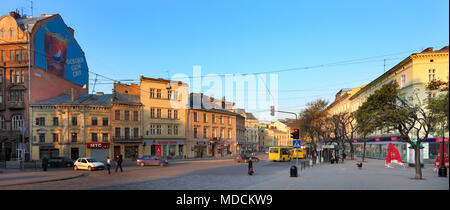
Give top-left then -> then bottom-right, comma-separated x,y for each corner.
391,136 -> 398,141
149,140 -> 185,145
87,143 -> 110,149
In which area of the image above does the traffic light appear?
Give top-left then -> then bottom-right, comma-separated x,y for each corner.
291,128 -> 299,139
270,106 -> 275,116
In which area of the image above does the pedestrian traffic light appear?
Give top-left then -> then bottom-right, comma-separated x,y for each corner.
270,106 -> 275,116
291,129 -> 299,139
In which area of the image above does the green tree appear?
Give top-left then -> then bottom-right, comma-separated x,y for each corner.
355,81 -> 435,179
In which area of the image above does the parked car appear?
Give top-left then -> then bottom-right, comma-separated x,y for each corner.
235,154 -> 260,163
136,156 -> 168,167
73,158 -> 105,171
48,157 -> 74,168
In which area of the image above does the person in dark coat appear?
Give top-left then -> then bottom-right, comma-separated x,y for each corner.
115,155 -> 123,172
42,156 -> 48,171
248,158 -> 254,176
106,156 -> 112,174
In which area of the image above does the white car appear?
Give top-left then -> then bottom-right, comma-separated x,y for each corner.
74,157 -> 105,171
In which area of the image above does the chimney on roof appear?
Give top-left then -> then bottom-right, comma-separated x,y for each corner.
9,11 -> 21,19
422,47 -> 434,52
71,88 -> 79,101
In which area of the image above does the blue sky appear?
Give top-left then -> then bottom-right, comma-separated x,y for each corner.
2,0 -> 449,121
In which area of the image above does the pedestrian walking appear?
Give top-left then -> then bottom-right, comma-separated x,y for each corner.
42,156 -> 48,171
342,152 -> 346,163
115,154 -> 123,172
106,156 -> 112,174
248,158 -> 254,176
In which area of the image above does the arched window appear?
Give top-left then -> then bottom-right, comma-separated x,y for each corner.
11,115 -> 24,130
0,115 -> 4,129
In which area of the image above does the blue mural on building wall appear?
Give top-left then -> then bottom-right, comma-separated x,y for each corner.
34,16 -> 88,87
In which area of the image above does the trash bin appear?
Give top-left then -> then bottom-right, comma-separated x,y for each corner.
290,165 -> 298,177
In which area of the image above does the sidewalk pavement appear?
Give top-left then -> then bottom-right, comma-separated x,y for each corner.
0,168 -> 85,187
243,158 -> 449,190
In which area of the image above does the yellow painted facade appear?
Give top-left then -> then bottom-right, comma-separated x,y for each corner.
30,102 -> 112,161
349,46 -> 449,139
139,77 -> 189,159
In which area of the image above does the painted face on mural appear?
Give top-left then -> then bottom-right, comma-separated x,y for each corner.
44,27 -> 71,77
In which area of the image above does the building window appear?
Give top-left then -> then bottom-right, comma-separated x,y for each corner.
103,117 -> 109,126
220,116 -> 224,124
91,133 -> 98,142
52,133 -> 59,143
203,127 -> 208,138
0,51 -> 4,62
212,114 -> 216,123
9,29 -> 13,38
102,133 -> 108,142
168,90 -> 172,100
12,115 -> 24,130
168,109 -> 172,119
156,125 -> 162,135
228,129 -> 231,139
220,128 -> 224,138
173,125 -> 178,135
0,29 -> 4,38
174,110 -> 178,119
193,112 -> 198,122
36,117 -> 45,126
124,110 -> 130,121
194,127 -> 198,139
133,128 -> 139,137
150,125 -> 155,135
157,109 -> 161,118
173,91 -> 178,101
53,117 -> 58,126
203,113 -> 207,123
212,128 -> 216,138
71,133 -> 78,142
124,127 -> 130,138
72,116 -> 77,126
10,50 -> 13,62
157,89 -> 161,98
228,117 -> 232,125
15,50 -> 20,61
429,69 -> 436,82
115,127 -> 121,137
39,134 -> 46,143
150,108 -> 155,118
133,111 -> 139,121
168,125 -> 172,135
92,117 -> 98,126
150,88 -> 155,98
115,110 -> 121,120
0,115 -> 4,129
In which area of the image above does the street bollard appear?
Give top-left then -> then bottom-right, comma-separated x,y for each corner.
290,165 -> 298,177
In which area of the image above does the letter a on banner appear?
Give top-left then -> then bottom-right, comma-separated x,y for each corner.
434,141 -> 449,170
386,143 -> 404,168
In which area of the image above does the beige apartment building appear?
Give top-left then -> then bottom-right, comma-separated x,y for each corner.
187,93 -> 245,157
30,92 -> 113,161
139,77 -> 189,159
337,46 -> 449,163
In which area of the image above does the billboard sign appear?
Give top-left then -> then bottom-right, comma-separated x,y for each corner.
34,16 -> 88,87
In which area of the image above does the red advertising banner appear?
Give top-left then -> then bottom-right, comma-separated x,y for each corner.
156,145 -> 162,158
386,142 -> 403,167
86,143 -> 110,149
434,142 -> 449,169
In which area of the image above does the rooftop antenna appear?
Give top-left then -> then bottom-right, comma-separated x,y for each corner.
30,0 -> 33,16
